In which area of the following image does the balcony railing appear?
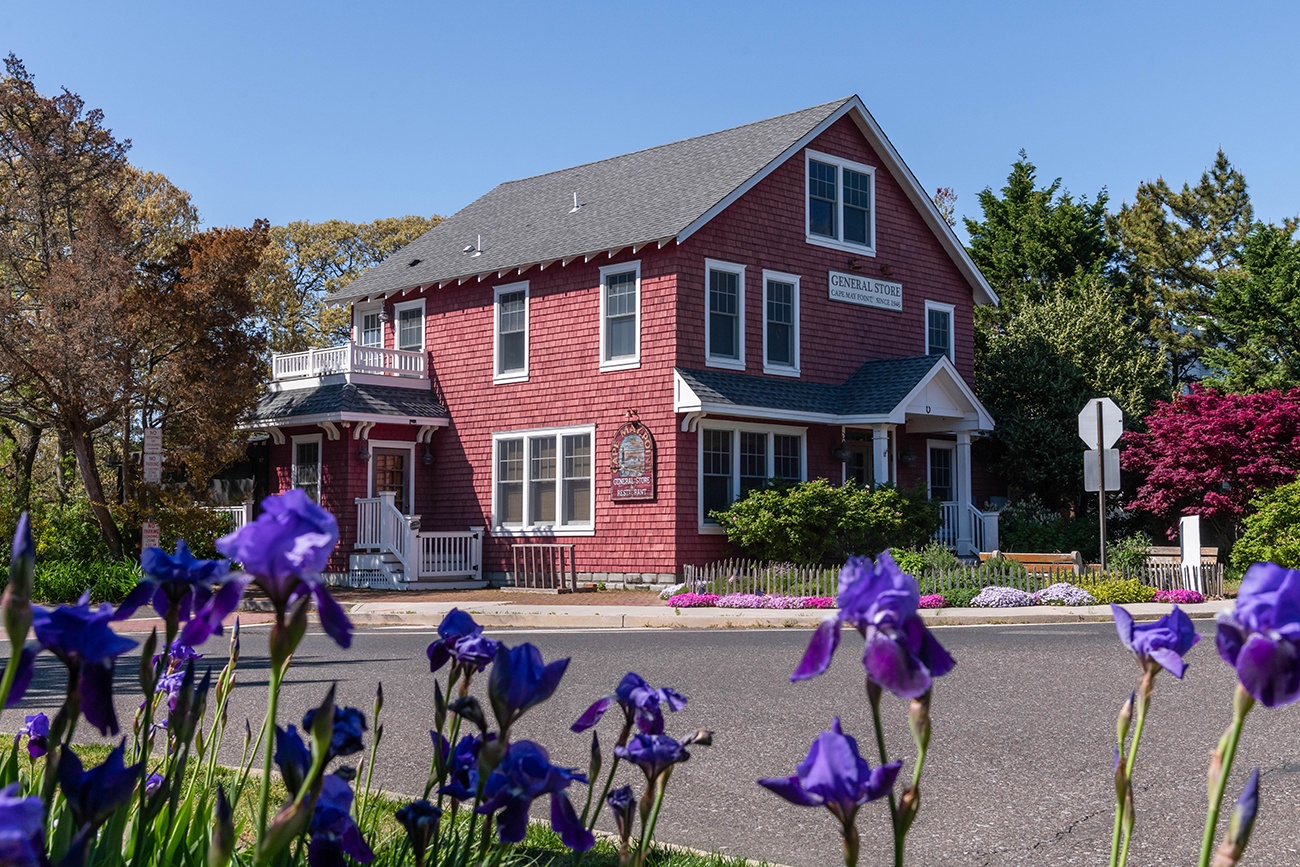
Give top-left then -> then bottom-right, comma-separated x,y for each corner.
272,342 -> 426,382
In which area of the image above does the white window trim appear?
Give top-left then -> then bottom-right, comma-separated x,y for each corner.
926,438 -> 956,502
366,439 -> 417,514
924,300 -> 956,361
352,301 -> 383,347
599,261 -> 641,372
393,298 -> 426,352
805,148 -> 877,256
291,433 -> 323,503
762,269 -> 801,377
490,424 -> 597,536
697,421 -> 807,534
493,281 -> 530,384
704,259 -> 746,370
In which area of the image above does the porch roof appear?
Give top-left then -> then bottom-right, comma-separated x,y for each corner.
244,382 -> 449,428
674,355 -> 995,430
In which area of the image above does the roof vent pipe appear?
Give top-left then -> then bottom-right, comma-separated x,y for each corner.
569,192 -> 582,214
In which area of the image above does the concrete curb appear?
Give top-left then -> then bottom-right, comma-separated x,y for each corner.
236,598 -> 1233,631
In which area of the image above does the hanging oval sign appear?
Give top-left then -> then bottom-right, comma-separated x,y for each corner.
610,418 -> 656,501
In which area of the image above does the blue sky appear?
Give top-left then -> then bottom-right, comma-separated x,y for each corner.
6,1 -> 1297,235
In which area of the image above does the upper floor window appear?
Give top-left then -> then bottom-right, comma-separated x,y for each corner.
493,426 -> 594,533
806,150 -> 875,255
925,300 -> 954,361
355,305 -> 382,348
494,282 -> 529,382
705,259 -> 745,369
762,270 -> 800,376
394,299 -> 425,352
600,261 -> 640,371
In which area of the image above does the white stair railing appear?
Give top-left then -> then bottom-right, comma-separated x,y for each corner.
934,501 -> 959,548
354,494 -> 414,581
355,498 -> 382,549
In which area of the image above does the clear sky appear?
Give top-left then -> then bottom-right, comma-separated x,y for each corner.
6,1 -> 1297,236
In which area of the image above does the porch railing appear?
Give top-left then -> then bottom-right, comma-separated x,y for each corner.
418,529 -> 482,579
354,493 -> 413,579
933,501 -> 999,553
935,501 -> 959,548
273,342 -> 426,381
207,502 -> 253,532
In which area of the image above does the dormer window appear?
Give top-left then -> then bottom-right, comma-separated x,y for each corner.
806,150 -> 875,255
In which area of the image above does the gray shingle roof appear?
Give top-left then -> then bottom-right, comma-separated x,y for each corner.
248,383 -> 449,424
329,98 -> 853,304
676,355 -> 944,417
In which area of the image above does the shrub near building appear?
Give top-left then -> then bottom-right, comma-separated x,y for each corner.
710,480 -> 939,566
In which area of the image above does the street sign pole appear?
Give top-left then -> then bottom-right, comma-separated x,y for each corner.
1097,405 -> 1106,571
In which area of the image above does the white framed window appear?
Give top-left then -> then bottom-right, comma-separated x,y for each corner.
805,149 -> 876,255
762,270 -> 800,375
394,298 -> 425,352
291,434 -> 323,504
698,422 -> 806,531
492,425 -> 595,534
353,303 -> 383,348
494,281 -> 529,383
705,259 -> 745,370
599,261 -> 640,371
924,300 -> 955,361
927,440 -> 956,502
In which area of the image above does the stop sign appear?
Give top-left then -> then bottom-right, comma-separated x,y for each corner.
1078,398 -> 1123,450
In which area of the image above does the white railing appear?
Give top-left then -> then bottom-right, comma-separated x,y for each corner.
273,342 -> 426,381
354,493 -> 414,579
355,497 -> 382,549
935,501 -> 959,549
208,502 -> 253,532
969,503 -> 999,553
418,529 -> 482,579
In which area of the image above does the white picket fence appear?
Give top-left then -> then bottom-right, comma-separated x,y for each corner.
682,559 -> 839,598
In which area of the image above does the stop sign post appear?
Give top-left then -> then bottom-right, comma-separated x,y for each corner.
1079,398 -> 1123,570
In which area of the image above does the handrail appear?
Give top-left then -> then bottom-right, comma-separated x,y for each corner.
273,342 -> 426,381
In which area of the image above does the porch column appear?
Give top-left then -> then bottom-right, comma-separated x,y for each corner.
871,424 -> 894,488
955,431 -> 974,555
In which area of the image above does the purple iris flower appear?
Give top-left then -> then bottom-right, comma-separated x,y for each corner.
793,552 -> 955,699
115,540 -> 242,647
302,705 -> 367,760
476,741 -> 594,852
487,643 -> 569,733
1216,562 -> 1300,706
275,725 -> 312,797
18,713 -> 49,759
57,743 -> 143,831
308,775 -> 375,867
615,733 -> 693,784
145,773 -> 165,797
438,733 -> 489,801
32,594 -> 138,735
427,609 -> 500,674
1111,603 -> 1201,678
571,672 -> 688,735
395,800 -> 442,867
0,782 -> 45,867
216,489 -> 352,649
606,785 -> 636,842
153,641 -> 203,671
758,718 -> 902,828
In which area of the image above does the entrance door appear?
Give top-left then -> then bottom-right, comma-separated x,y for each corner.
844,429 -> 873,487
372,448 -> 410,514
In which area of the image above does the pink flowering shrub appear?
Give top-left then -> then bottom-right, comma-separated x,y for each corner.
1155,588 -> 1206,604
715,594 -> 769,609
919,593 -> 946,609
665,593 -> 720,608
800,596 -> 836,609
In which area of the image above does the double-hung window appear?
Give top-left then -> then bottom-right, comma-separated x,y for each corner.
924,300 -> 955,361
493,426 -> 595,532
704,259 -> 745,369
699,424 -> 805,529
291,434 -> 322,504
762,270 -> 800,375
394,299 -> 425,352
355,305 -> 383,348
806,150 -> 876,254
600,262 -> 640,370
494,282 -> 529,382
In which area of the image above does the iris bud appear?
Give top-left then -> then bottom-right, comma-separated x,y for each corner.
256,799 -> 311,863
309,685 -> 337,764
1214,768 -> 1261,867
374,681 -> 384,718
433,680 -> 447,733
139,629 -> 160,696
589,730 -> 602,784
209,785 -> 234,867
448,696 -> 488,733
3,513 -> 34,652
1117,691 -> 1134,748
909,695 -> 932,753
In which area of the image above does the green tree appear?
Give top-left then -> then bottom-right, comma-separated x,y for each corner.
1113,150 -> 1255,394
964,152 -> 1116,318
251,215 -> 441,353
976,277 -> 1166,506
1202,222 -> 1300,393
1231,479 -> 1300,572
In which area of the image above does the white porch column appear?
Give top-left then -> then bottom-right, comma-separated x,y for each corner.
955,431 -> 974,555
871,424 -> 894,488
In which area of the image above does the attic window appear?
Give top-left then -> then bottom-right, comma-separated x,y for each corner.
806,149 -> 876,256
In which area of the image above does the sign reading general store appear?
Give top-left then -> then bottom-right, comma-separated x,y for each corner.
827,271 -> 904,311
609,419 -> 655,501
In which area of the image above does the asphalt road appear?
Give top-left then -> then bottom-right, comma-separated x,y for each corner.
10,621 -> 1300,866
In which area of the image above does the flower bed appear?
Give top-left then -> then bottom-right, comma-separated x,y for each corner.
665,593 -> 836,609
970,585 -> 1036,608
1155,588 -> 1206,604
919,593 -> 946,609
1034,582 -> 1097,607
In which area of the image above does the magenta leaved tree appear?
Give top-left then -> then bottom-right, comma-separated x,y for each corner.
1123,386 -> 1300,539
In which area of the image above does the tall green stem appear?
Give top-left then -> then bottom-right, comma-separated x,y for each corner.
1198,686 -> 1254,867
1116,679 -> 1152,867
255,663 -> 285,841
866,681 -> 900,867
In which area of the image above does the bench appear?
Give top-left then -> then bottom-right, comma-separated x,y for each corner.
979,551 -> 1084,576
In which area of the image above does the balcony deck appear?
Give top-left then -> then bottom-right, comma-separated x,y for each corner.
271,342 -> 427,388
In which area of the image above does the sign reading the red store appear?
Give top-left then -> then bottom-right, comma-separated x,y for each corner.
609,416 -> 655,501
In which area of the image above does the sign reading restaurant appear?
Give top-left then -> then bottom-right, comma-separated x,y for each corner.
827,270 -> 904,311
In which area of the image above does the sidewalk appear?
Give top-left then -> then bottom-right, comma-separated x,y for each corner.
235,595 -> 1234,631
